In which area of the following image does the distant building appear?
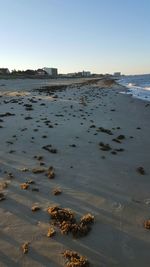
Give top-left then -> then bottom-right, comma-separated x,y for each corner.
82,71 -> 91,77
43,67 -> 58,77
66,71 -> 91,78
0,68 -> 10,74
114,72 -> 121,77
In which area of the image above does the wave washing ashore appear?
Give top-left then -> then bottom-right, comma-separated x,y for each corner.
119,74 -> 150,102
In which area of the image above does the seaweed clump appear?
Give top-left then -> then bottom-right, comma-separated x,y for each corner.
0,192 -> 6,201
47,206 -> 94,238
20,183 -> 29,190
31,205 -> 40,212
42,145 -> 57,154
137,166 -> 145,175
144,220 -> 150,229
47,166 -> 55,179
99,142 -> 112,151
47,227 -> 56,237
98,127 -> 113,135
32,166 -> 55,178
53,188 -> 62,195
63,250 -> 89,267
22,242 -> 29,254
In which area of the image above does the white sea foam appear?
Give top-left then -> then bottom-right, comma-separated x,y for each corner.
119,74 -> 150,101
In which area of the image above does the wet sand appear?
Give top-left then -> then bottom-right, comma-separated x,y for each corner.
0,78 -> 150,267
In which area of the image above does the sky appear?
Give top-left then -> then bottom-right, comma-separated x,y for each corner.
0,0 -> 150,74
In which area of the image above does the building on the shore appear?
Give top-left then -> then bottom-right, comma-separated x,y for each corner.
43,67 -> 58,77
114,72 -> 121,77
0,68 -> 10,74
36,69 -> 47,75
65,71 -> 91,78
82,71 -> 91,77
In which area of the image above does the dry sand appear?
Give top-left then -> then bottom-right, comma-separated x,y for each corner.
0,78 -> 150,267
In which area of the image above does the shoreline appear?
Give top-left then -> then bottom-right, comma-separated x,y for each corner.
0,78 -> 150,267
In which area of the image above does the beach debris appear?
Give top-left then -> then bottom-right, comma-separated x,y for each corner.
112,134 -> 125,143
20,168 -> 29,172
0,192 -> 6,201
47,166 -> 55,179
63,250 -> 89,267
34,155 -> 43,161
24,104 -> 33,111
89,124 -> 96,128
6,140 -> 14,145
32,168 -> 46,174
69,144 -> 76,147
99,142 -> 112,151
31,205 -> 40,212
47,227 -> 56,237
7,172 -> 14,179
32,166 -> 55,178
115,148 -> 124,152
0,182 -> 8,190
47,206 -> 75,223
24,116 -> 32,120
42,145 -> 57,153
20,183 -> 29,190
34,84 -> 67,95
111,151 -> 117,155
80,213 -> 94,224
97,127 -> 113,135
112,138 -> 121,143
21,242 -> 30,254
53,188 -> 62,195
49,148 -> 57,153
40,162 -> 45,166
0,112 -> 15,117
144,220 -> 150,229
24,104 -> 32,108
42,135 -> 47,138
117,134 -> 125,140
47,206 -> 94,238
137,166 -> 145,175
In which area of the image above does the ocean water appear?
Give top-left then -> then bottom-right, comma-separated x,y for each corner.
119,74 -> 150,101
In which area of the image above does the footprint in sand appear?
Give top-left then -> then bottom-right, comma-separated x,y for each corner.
111,201 -> 123,212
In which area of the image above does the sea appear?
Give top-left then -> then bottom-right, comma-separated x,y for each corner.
118,74 -> 150,102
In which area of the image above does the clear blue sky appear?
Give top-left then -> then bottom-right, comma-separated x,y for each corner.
0,0 -> 150,74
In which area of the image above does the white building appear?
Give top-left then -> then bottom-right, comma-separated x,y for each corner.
43,67 -> 58,77
0,68 -> 10,74
82,71 -> 91,77
114,72 -> 121,77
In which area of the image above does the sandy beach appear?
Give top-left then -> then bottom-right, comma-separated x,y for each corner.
0,77 -> 150,267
